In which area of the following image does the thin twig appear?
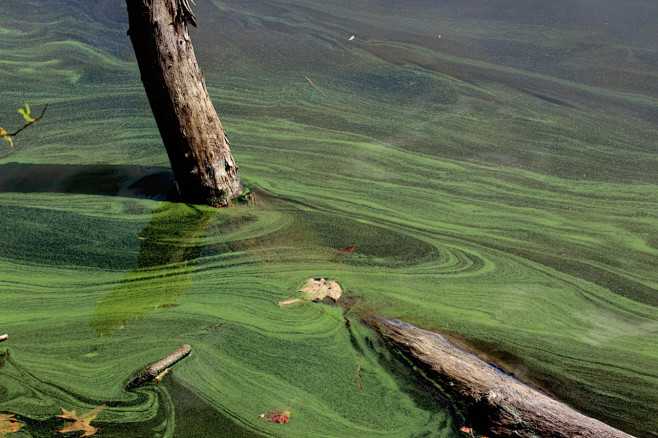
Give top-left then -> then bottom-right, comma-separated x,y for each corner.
304,76 -> 324,95
203,323 -> 230,331
7,104 -> 49,137
278,298 -> 305,306
356,355 -> 363,392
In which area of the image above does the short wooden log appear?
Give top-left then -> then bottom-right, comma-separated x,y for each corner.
126,344 -> 191,389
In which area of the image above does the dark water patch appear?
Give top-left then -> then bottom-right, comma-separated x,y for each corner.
332,65 -> 456,105
128,172 -> 179,201
513,248 -> 657,307
303,213 -> 442,268
368,37 -> 658,125
2,0 -> 130,58
0,353 -> 174,437
201,202 -> 450,269
526,91 -> 575,108
167,378 -> 264,438
0,164 -> 185,270
0,163 -> 175,200
0,203 -> 142,270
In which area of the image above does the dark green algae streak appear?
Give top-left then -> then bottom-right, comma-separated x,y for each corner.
1,0 -> 657,437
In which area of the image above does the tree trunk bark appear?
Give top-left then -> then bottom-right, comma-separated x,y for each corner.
126,0 -> 241,207
376,318 -> 635,438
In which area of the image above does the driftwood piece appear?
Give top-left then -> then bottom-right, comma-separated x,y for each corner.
0,334 -> 7,343
377,318 -> 634,438
126,344 -> 191,389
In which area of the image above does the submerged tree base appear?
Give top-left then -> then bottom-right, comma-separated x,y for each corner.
374,318 -> 634,438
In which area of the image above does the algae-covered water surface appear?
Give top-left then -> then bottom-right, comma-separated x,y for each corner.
1,0 -> 657,437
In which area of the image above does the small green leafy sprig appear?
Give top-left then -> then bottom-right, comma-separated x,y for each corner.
1,103 -> 49,148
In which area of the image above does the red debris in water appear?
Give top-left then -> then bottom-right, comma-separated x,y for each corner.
334,245 -> 356,256
259,410 -> 290,424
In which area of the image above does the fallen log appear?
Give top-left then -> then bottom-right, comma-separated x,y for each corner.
0,334 -> 7,343
376,318 -> 634,438
126,344 -> 191,389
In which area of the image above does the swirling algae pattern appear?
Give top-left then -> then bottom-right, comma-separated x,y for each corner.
1,0 -> 657,437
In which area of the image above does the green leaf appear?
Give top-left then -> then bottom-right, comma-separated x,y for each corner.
17,103 -> 34,123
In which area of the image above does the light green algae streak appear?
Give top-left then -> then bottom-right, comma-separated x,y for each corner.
1,0 -> 657,437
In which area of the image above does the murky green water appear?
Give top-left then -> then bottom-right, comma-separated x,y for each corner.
1,0 -> 657,437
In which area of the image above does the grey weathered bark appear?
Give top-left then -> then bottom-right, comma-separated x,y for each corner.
127,344 -> 191,389
126,0 -> 241,206
376,318 -> 635,438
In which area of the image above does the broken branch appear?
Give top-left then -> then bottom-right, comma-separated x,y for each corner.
7,104 -> 49,137
304,76 -> 324,95
356,355 -> 363,392
126,344 -> 191,389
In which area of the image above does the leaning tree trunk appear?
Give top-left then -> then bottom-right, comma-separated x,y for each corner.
126,0 -> 241,206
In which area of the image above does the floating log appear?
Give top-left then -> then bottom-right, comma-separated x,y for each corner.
0,334 -> 7,343
126,344 -> 191,389
376,318 -> 634,438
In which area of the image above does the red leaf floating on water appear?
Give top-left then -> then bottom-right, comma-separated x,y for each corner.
203,323 -> 230,331
259,410 -> 290,424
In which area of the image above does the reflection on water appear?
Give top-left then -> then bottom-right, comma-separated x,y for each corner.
91,203 -> 217,337
167,378 -> 263,438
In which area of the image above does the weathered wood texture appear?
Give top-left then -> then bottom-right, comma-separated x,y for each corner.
126,0 -> 241,206
127,344 -> 191,389
377,318 -> 635,438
